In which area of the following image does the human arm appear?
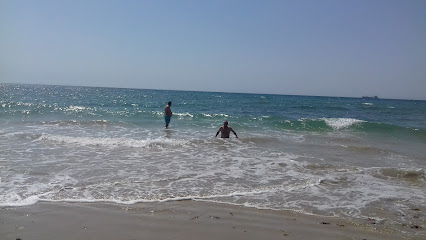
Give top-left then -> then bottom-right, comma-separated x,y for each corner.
231,129 -> 238,138
215,127 -> 222,137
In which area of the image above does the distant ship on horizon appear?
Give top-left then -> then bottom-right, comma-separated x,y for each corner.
362,96 -> 379,99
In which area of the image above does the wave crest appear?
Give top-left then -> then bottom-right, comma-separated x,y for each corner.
41,134 -> 187,148
380,168 -> 425,181
322,118 -> 365,130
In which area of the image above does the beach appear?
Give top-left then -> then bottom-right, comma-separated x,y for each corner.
3,0 -> 426,238
1,84 -> 425,239
1,200 -> 408,240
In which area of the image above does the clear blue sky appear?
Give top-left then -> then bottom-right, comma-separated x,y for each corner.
1,0 -> 425,100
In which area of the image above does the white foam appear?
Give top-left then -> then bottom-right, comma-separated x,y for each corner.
202,113 -> 229,118
15,102 -> 34,107
41,134 -> 188,148
175,112 -> 194,118
65,105 -> 87,112
322,118 -> 365,130
151,111 -> 163,116
0,194 -> 40,207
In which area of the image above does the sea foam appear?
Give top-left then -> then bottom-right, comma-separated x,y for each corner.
323,118 -> 364,130
41,134 -> 187,148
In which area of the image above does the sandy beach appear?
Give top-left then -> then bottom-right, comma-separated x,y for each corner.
1,200 -> 412,240
3,0 -> 426,239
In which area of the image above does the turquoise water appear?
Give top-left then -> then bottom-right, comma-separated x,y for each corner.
2,84 -> 425,132
1,84 -> 425,237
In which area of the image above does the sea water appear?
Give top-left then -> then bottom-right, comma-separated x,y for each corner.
1,84 -> 425,237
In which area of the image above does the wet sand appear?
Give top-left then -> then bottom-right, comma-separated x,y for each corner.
0,201 -> 407,240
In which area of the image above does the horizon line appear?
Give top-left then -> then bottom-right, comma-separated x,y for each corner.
1,82 -> 425,102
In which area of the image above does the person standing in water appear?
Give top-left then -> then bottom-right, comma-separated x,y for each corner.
215,121 -> 238,138
164,101 -> 172,128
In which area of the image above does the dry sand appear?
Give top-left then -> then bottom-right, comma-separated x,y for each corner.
0,200 -> 411,240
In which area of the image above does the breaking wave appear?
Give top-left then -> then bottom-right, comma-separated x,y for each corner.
40,134 -> 188,148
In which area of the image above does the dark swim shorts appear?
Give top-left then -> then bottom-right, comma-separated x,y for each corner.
165,116 -> 171,125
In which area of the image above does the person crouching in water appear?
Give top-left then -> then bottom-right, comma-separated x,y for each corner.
215,121 -> 238,138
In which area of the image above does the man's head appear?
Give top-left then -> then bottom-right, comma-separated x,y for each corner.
168,101 -> 172,106
224,121 -> 228,126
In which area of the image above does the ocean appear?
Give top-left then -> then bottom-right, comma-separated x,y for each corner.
1,83 -> 425,237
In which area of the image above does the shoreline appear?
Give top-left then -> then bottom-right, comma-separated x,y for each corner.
0,200 -> 412,240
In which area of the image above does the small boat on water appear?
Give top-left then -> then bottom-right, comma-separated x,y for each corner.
362,96 -> 379,99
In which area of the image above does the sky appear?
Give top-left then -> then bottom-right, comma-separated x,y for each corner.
1,0 -> 425,100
